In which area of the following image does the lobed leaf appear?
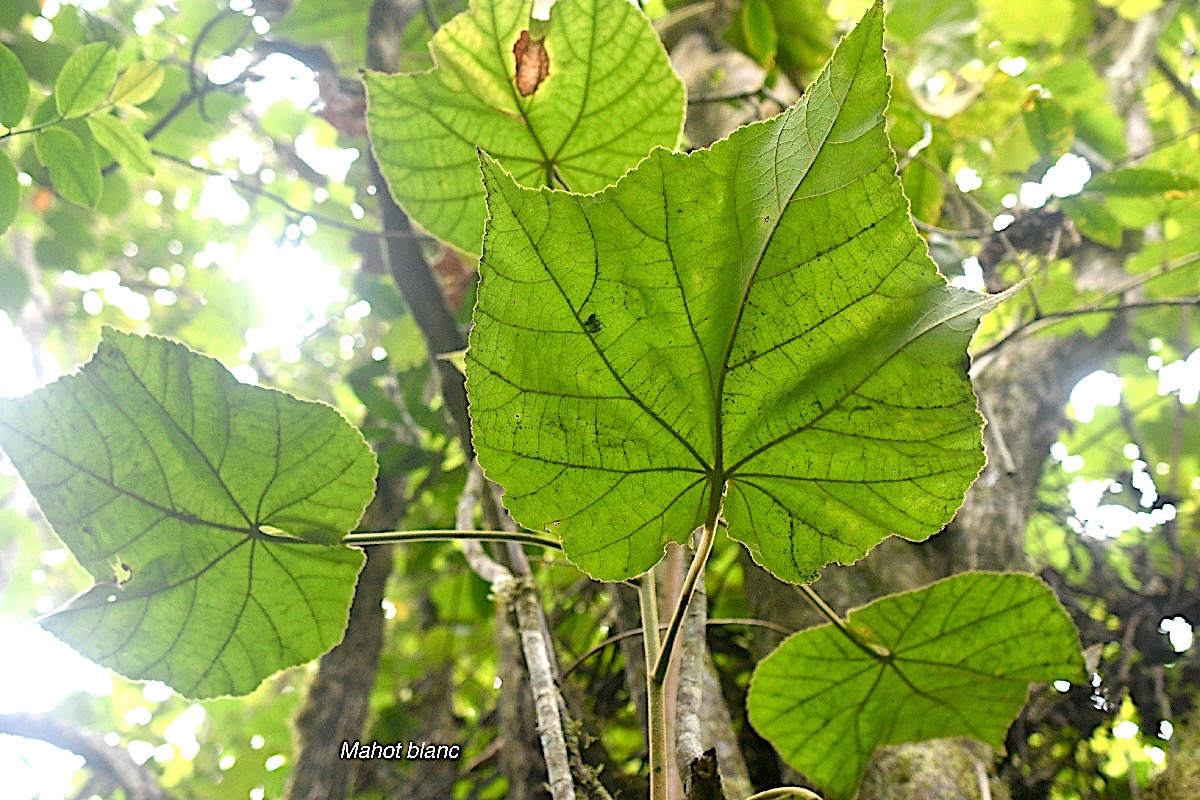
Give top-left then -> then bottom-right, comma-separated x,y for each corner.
747,572 -> 1086,799
0,329 -> 377,698
468,1 -> 999,582
365,0 -> 684,255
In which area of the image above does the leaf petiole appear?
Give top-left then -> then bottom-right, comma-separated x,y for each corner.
652,521 -> 716,684
344,529 -> 563,550
638,569 -> 668,800
797,583 -> 891,660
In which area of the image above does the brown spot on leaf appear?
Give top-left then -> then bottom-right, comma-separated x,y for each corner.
513,30 -> 549,97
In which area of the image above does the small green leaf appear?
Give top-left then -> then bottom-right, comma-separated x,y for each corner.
55,42 -> 117,116
1061,196 -> 1122,247
1084,167 -> 1200,197
111,61 -> 166,107
365,0 -> 684,255
34,127 -> 103,208
88,113 -> 156,175
0,329 -> 378,698
0,149 -> 18,235
0,42 -> 30,128
468,2 -> 998,583
748,572 -> 1085,799
739,0 -> 779,67
1023,91 -> 1073,159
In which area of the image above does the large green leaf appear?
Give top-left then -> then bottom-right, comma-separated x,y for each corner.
365,0 -> 684,255
0,329 -> 376,698
467,1 -> 999,583
747,572 -> 1085,799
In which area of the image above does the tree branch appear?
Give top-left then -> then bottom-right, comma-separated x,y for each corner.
287,471 -> 403,800
457,466 -> 577,800
0,712 -> 171,800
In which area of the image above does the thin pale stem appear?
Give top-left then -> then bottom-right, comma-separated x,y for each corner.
653,523 -> 715,685
797,584 -> 890,659
638,571 -> 668,800
343,529 -> 562,549
746,788 -> 823,800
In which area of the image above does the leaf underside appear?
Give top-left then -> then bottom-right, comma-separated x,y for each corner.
467,1 -> 1001,583
0,329 -> 376,698
747,572 -> 1086,799
365,0 -> 685,255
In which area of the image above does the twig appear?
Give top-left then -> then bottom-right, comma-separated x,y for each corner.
979,394 -> 1018,475
675,545 -> 709,795
912,219 -> 998,240
653,522 -> 716,684
0,712 -> 170,800
419,0 -> 441,32
675,547 -> 706,764
559,617 -> 794,679
972,295 -> 1200,364
153,150 -> 423,239
457,466 -> 576,800
975,759 -> 993,800
746,788 -> 823,799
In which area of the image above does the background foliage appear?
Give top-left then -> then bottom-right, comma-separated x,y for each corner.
0,0 -> 1197,798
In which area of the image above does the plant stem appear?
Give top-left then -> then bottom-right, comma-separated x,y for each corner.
343,529 -> 562,549
745,788 -> 823,800
638,570 -> 669,800
653,522 -> 715,684
797,584 -> 890,659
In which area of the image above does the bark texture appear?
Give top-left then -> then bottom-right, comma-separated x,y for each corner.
287,543 -> 395,800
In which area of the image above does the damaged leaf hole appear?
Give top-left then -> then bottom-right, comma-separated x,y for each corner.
513,30 -> 550,97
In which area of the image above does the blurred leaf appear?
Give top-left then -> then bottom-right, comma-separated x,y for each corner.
87,113 -> 156,175
981,0 -> 1089,44
886,0 -> 978,88
738,0 -> 778,66
727,0 -> 833,79
275,0 -> 368,66
0,42 -> 30,128
1085,168 -> 1200,197
111,61 -> 165,106
1098,0 -> 1162,19
1061,196 -> 1122,247
0,0 -> 39,30
1023,92 -> 1074,159
54,42 -> 117,116
430,568 -> 492,624
748,572 -> 1085,799
34,127 -> 103,208
96,168 -> 132,215
0,258 -> 31,314
0,149 -> 18,235
0,329 -> 377,697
